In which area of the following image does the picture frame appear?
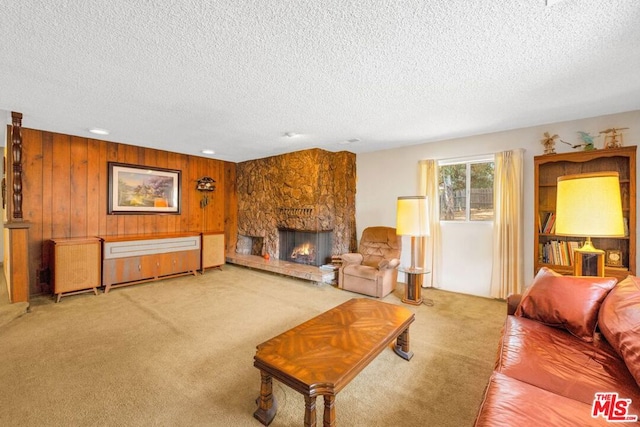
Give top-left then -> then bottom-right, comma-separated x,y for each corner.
605,249 -> 623,267
108,162 -> 181,214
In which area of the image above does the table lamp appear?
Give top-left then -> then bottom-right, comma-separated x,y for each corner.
554,172 -> 625,276
396,196 -> 430,268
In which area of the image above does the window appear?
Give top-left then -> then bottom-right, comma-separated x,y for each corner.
439,157 -> 494,221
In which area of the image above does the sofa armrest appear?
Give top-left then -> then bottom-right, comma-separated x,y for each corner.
506,294 -> 522,315
340,253 -> 363,266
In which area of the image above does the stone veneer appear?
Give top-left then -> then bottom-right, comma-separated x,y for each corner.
236,148 -> 357,259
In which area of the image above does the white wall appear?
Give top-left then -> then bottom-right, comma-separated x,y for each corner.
356,110 -> 640,297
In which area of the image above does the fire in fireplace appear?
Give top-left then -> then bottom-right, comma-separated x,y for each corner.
278,228 -> 332,267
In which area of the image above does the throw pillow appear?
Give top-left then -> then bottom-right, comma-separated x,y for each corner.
515,267 -> 617,342
598,275 -> 640,387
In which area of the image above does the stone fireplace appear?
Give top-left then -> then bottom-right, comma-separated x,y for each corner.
233,148 -> 356,262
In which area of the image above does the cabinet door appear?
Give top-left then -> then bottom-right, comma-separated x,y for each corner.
156,252 -> 177,277
53,240 -> 101,294
103,258 -> 125,287
183,249 -> 201,272
156,250 -> 200,276
202,233 -> 225,268
139,255 -> 159,279
103,256 -> 156,285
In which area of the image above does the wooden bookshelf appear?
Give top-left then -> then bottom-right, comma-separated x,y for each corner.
534,146 -> 636,280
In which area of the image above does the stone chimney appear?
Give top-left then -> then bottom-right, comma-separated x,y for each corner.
236,149 -> 356,258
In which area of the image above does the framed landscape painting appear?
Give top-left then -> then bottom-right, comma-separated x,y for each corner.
108,162 -> 181,214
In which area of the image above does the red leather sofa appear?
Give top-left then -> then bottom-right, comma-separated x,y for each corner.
475,268 -> 640,426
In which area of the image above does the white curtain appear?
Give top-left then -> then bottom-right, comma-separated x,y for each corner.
490,149 -> 525,299
418,160 -> 442,287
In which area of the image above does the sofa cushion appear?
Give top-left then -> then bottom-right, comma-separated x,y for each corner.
474,372 -> 612,426
598,275 -> 640,387
495,316 -> 640,411
515,267 -> 617,342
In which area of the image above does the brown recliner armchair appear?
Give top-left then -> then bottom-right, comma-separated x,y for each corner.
338,226 -> 402,298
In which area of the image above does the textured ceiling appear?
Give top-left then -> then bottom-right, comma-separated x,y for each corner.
1,1 -> 639,162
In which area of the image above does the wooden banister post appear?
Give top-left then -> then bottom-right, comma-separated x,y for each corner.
11,111 -> 23,220
4,111 -> 30,304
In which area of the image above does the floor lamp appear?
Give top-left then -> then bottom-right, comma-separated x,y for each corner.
555,172 -> 625,276
396,196 -> 430,305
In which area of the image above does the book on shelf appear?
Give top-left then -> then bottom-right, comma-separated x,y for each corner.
545,213 -> 556,234
539,239 -> 581,266
538,213 -> 542,234
330,255 -> 343,266
624,217 -> 629,237
558,240 -> 567,266
567,241 -> 580,265
539,212 -> 547,233
539,212 -> 556,234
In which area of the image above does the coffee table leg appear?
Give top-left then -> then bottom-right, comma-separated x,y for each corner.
304,394 -> 317,427
393,328 -> 414,361
254,370 -> 277,425
323,394 -> 336,427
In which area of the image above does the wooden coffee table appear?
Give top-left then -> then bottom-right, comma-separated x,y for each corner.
253,298 -> 415,426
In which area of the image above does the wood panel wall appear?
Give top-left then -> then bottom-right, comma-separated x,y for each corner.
21,127 -> 237,295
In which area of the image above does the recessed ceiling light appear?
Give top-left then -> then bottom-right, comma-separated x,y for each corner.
201,149 -> 215,155
89,128 -> 109,135
339,138 -> 360,145
283,132 -> 300,138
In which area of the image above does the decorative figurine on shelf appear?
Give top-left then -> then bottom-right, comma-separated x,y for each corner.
562,131 -> 597,151
577,131 -> 597,150
600,127 -> 629,149
541,132 -> 559,154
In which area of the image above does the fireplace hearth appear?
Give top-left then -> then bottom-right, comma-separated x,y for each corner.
278,229 -> 332,267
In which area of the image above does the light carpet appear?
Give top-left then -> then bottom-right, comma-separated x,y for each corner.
0,264 -> 506,426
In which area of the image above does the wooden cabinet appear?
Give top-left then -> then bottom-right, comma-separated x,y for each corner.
201,231 -> 225,271
51,237 -> 101,302
100,233 -> 201,293
534,146 -> 636,280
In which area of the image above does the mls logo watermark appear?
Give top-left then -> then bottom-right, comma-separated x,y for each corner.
592,392 -> 638,422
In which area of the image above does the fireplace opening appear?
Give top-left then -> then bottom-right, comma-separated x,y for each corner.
278,229 -> 332,267
236,234 -> 264,256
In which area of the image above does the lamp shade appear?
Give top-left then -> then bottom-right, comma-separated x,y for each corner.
396,196 -> 430,236
555,172 -> 625,237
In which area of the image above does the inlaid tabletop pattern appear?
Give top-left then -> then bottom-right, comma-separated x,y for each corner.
255,298 -> 414,391
253,298 -> 414,426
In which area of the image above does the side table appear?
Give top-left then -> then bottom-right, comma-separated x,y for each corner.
398,267 -> 431,305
